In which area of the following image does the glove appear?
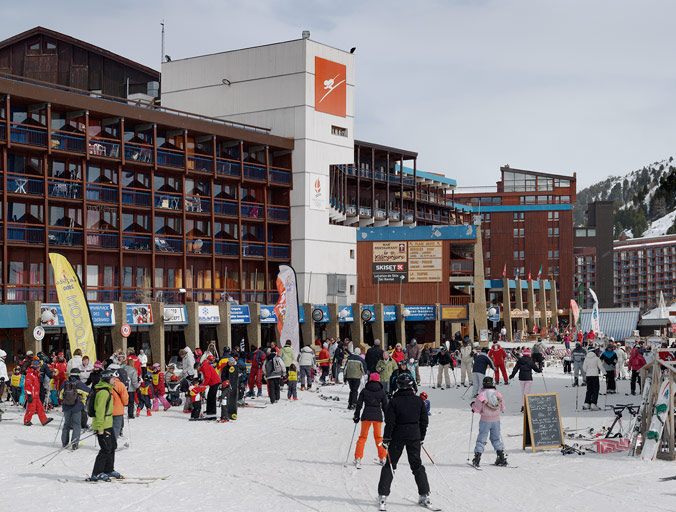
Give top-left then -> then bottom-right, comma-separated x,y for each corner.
353,416 -> 359,424
27,394 -> 33,403
381,439 -> 390,450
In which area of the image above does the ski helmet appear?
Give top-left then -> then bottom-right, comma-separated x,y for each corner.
482,376 -> 495,389
101,369 -> 116,382
420,392 -> 428,400
396,372 -> 414,390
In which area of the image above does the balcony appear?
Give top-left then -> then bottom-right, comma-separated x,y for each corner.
448,296 -> 471,305
268,244 -> 290,260
269,168 -> 292,185
51,131 -> 85,153
359,169 -> 372,179
214,199 -> 238,217
87,184 -> 119,204
157,148 -> 185,169
267,206 -> 290,222
124,143 -> 153,164
374,170 -> 387,182
359,206 -> 372,218
216,158 -> 241,178
389,210 -> 401,221
6,175 -> 44,196
7,226 -> 44,244
0,123 -> 5,141
403,211 -> 415,224
48,228 -> 83,247
48,180 -> 82,200
375,208 -> 387,221
6,286 -> 43,302
242,242 -> 265,258
214,240 -> 239,256
10,124 -> 47,147
243,163 -> 266,181
154,236 -> 182,253
89,138 -> 121,159
155,193 -> 182,211
86,232 -> 119,249
451,259 -> 474,275
86,289 -> 119,302
241,202 -> 264,219
185,196 -> 210,214
346,204 -> 357,216
122,235 -> 152,251
121,189 -> 152,208
187,239 -> 211,255
188,154 -> 214,173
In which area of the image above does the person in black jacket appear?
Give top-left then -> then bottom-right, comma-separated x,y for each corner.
389,360 -> 418,396
434,346 -> 454,389
377,372 -> 432,510
471,348 -> 495,397
353,372 -> 388,467
509,348 -> 541,412
365,339 -> 384,374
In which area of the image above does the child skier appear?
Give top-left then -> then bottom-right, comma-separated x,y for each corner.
188,376 -> 207,420
470,376 -> 507,468
150,363 -> 171,411
420,391 -> 431,416
287,364 -> 298,400
10,367 -> 23,405
136,375 -> 153,417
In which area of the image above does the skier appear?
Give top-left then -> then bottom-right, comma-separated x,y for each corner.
353,372 -> 388,468
471,347 -> 495,397
376,351 -> 397,395
377,372 -> 432,511
420,391 -> 431,416
599,343 -> 618,394
391,343 -> 406,364
531,338 -> 545,371
365,339 -> 384,374
628,342 -> 646,395
149,363 -> 171,411
317,343 -> 331,385
509,348 -> 541,412
136,375 -> 153,417
287,364 -> 298,400
571,342 -> 586,387
470,376 -> 507,468
225,356 -> 240,417
247,345 -> 266,397
52,352 -> 67,398
60,368 -> 90,449
460,340 -> 473,387
390,360 -> 418,396
199,354 -> 221,416
406,339 -> 421,385
188,376 -> 207,420
435,346 -> 453,389
582,348 -> 604,410
297,345 -> 316,391
332,341 -> 346,383
24,359 -> 53,426
488,341 -> 509,385
89,369 -> 120,482
344,348 -> 367,409
110,371 -> 129,439
280,340 -> 296,370
264,349 -> 286,404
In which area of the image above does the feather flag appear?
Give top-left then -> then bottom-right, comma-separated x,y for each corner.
273,265 -> 301,355
589,288 -> 600,334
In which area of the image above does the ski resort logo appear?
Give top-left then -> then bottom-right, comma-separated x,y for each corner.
315,57 -> 346,117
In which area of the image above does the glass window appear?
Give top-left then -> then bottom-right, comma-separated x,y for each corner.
87,164 -> 117,184
9,261 -> 24,284
30,263 -> 43,285
87,265 -> 99,287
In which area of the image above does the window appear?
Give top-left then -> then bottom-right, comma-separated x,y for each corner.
27,39 -> 41,54
349,249 -> 355,259
349,284 -> 355,295
87,205 -> 117,229
50,159 -> 82,180
44,39 -> 57,53
123,212 -> 150,232
548,227 -> 559,237
154,216 -> 182,235
548,211 -> 560,221
485,267 -> 491,276
87,164 -> 117,184
154,174 -> 182,193
513,212 -> 524,221
520,195 -> 536,205
513,228 -> 524,237
485,251 -> 490,260
560,195 -> 571,203
123,170 -> 150,189
215,222 -> 238,240
331,125 -> 347,137
49,206 -> 82,227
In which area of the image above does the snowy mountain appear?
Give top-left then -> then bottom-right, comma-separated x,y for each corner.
574,157 -> 676,238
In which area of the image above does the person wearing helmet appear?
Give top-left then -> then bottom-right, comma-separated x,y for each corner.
470,376 -> 507,468
389,360 -> 418,396
59,368 -> 91,450
199,352 -> 221,416
23,358 -> 53,427
377,369 -> 431,511
149,363 -> 171,412
89,369 -> 120,482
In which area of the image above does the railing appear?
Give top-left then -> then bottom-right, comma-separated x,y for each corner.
243,163 -> 266,181
241,202 -> 264,219
268,244 -> 290,259
269,168 -> 292,185
359,169 -> 372,179
241,291 -> 267,303
267,206 -> 290,221
403,211 -> 415,223
242,242 -> 265,258
389,210 -> 401,221
346,204 -> 357,216
155,193 -> 182,211
374,171 -> 387,181
122,235 -> 152,251
448,296 -> 471,305
154,236 -> 182,253
124,142 -> 153,164
5,286 -> 43,302
7,226 -> 44,243
157,148 -> 185,169
86,232 -> 119,249
51,131 -> 86,153
86,289 -> 119,302
185,196 -> 210,214
214,240 -> 239,256
121,189 -> 152,208
186,239 -> 211,255
389,174 -> 401,184
450,259 -> 474,275
89,138 -> 121,159
375,208 -> 387,220
87,183 -> 119,203
10,124 -> 47,147
0,123 -> 5,141
121,289 -> 153,302
48,179 -> 82,199
188,154 -> 213,173
216,158 -> 241,178
359,206 -> 372,217
214,199 -> 238,217
6,175 -> 44,196
48,228 -> 83,246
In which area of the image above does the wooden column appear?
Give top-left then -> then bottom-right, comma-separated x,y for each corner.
502,276 -> 513,342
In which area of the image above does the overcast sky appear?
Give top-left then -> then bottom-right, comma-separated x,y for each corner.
4,0 -> 675,188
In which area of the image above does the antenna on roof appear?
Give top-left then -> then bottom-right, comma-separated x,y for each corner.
161,20 -> 165,65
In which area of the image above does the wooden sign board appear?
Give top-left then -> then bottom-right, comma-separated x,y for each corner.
523,392 -> 564,452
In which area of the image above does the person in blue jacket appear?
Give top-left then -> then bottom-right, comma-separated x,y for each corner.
472,347 -> 495,398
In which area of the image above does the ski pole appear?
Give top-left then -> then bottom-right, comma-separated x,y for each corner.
29,432 -> 97,466
385,447 -> 396,480
343,421 -> 358,467
467,412 -> 475,461
429,365 -> 434,388
451,364 -> 458,387
52,414 -> 64,446
461,382 -> 472,400
541,372 -> 548,392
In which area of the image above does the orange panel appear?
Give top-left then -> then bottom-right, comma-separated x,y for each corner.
315,57 -> 346,117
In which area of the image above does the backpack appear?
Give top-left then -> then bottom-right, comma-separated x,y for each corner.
87,387 -> 112,418
62,380 -> 78,406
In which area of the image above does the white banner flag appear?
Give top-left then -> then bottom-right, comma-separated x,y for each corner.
274,265 -> 301,355
589,288 -> 600,334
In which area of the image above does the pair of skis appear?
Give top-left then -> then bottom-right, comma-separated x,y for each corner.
379,498 -> 441,511
61,475 -> 169,485
466,462 -> 517,471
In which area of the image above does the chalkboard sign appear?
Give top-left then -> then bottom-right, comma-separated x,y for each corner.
522,393 -> 564,452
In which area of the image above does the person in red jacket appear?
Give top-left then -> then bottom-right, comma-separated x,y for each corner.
24,360 -> 53,426
53,352 -> 67,400
488,341 -> 509,385
150,363 -> 171,411
127,350 -> 142,377
391,344 -> 406,364
200,354 -> 221,416
318,343 -> 331,384
248,347 -> 266,398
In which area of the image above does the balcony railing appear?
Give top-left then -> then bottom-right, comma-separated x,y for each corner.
269,168 -> 292,185
121,189 -> 152,208
86,232 -> 119,249
154,236 -> 182,253
89,138 -> 121,159
214,240 -> 239,256
7,226 -> 44,244
48,228 -> 83,246
188,154 -> 214,173
243,163 -> 266,181
268,244 -> 290,260
122,235 -> 152,251
214,199 -> 238,217
216,158 -> 241,178
51,131 -> 86,153
186,239 -> 211,255
6,286 -> 43,302
0,123 -> 5,141
87,184 -> 119,203
267,206 -> 290,222
86,289 -> 119,302
155,193 -> 182,211
157,148 -> 185,169
48,180 -> 82,199
359,206 -> 372,217
185,196 -> 210,214
7,175 -> 44,196
124,143 -> 153,164
241,202 -> 264,219
242,242 -> 265,258
403,211 -> 415,223
389,210 -> 401,221
450,259 -> 474,275
375,208 -> 387,221
10,124 -> 48,147
346,204 -> 357,216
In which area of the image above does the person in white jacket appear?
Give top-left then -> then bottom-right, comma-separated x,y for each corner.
179,347 -> 196,412
138,349 -> 148,378
614,345 -> 628,380
582,349 -> 604,410
460,341 -> 473,387
297,346 -> 316,391
67,349 -> 83,374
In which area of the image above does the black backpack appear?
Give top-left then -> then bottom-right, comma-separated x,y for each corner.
62,380 -> 78,406
87,387 -> 112,418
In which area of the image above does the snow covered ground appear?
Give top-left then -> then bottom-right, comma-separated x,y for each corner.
1,366 -> 673,512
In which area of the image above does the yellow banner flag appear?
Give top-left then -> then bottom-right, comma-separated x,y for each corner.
48,253 -> 97,361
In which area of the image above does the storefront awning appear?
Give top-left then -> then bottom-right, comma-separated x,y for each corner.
0,304 -> 28,328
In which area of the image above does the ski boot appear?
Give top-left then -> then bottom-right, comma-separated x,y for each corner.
107,471 -> 123,480
495,450 -> 508,466
353,458 -> 362,469
146,410 -> 152,417
419,494 -> 438,509
378,495 -> 387,511
472,452 -> 481,468
87,472 -> 111,482
136,407 -> 141,417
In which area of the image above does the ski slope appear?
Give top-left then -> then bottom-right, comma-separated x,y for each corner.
0,366 -> 672,512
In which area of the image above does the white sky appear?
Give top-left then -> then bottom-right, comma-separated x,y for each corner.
4,0 -> 676,188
